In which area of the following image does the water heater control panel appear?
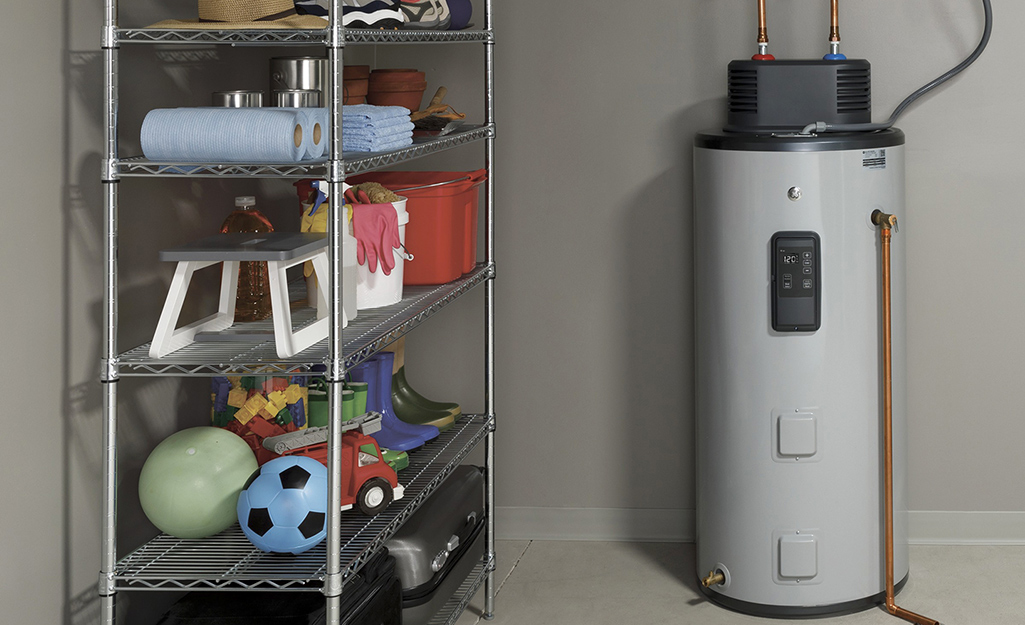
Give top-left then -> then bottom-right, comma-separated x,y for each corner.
772,232 -> 820,332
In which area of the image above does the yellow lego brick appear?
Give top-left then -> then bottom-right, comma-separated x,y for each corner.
227,388 -> 248,409
234,406 -> 256,425
266,390 -> 287,413
243,393 -> 268,416
227,376 -> 242,388
259,392 -> 286,421
285,384 -> 302,405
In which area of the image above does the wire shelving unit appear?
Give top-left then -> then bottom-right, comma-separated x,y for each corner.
98,2 -> 497,623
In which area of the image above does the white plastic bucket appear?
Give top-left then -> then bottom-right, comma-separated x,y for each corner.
356,197 -> 409,310
341,231 -> 358,324
302,202 -> 358,327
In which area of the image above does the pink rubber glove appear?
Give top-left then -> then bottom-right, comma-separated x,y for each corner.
352,203 -> 401,275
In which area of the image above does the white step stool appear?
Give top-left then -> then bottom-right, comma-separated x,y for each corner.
149,232 -> 333,359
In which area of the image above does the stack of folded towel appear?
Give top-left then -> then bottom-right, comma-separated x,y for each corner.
342,104 -> 415,152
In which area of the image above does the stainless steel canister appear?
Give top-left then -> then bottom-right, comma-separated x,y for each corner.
270,57 -> 328,107
212,90 -> 264,107
274,89 -> 322,108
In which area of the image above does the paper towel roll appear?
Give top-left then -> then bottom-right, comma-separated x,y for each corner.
266,107 -> 329,160
140,108 -> 308,163
306,108 -> 329,160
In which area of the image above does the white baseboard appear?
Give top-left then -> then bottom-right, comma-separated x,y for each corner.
497,507 -> 694,542
908,511 -> 1025,545
497,507 -> 1025,545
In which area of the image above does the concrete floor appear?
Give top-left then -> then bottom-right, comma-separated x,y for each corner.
456,541 -> 1025,625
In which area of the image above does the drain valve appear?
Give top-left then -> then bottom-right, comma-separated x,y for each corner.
701,569 -> 726,588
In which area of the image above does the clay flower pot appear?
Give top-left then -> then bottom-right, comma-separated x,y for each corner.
367,69 -> 428,112
343,65 -> 370,104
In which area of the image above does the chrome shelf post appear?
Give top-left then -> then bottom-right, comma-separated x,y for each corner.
100,0 -> 120,622
324,2 -> 345,624
482,0 -> 497,618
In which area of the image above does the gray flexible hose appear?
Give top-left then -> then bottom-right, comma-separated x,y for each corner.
801,0 -> 992,135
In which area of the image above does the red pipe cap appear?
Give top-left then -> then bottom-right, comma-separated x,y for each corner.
752,53 -> 776,61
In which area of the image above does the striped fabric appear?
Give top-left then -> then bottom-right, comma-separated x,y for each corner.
294,0 -> 404,27
293,0 -> 328,17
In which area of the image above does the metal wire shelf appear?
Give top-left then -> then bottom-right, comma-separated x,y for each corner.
116,125 -> 494,178
116,28 -> 494,45
118,263 -> 492,376
428,555 -> 494,625
114,414 -> 494,591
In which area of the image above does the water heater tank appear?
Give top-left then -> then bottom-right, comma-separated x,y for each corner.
694,129 -> 908,616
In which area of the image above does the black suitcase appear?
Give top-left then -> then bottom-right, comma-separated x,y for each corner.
385,465 -> 486,625
155,550 -> 401,625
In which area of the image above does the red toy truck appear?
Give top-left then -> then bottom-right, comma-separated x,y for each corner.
263,414 -> 404,516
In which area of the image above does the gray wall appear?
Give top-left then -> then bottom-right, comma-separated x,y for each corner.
2,0 -> 1021,622
0,1 -> 64,622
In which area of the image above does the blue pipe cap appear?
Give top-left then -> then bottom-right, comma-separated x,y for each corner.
823,53 -> 847,60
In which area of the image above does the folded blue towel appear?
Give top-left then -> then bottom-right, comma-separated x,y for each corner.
342,121 -> 415,141
341,104 -> 411,123
342,116 -> 412,134
343,133 -> 414,152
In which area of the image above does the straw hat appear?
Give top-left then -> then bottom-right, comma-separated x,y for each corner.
147,0 -> 328,29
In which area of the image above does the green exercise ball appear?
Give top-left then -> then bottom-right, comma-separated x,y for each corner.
139,427 -> 258,539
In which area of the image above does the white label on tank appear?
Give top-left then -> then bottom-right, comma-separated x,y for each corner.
863,149 -> 887,170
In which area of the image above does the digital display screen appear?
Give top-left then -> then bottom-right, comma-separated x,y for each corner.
782,253 -> 800,264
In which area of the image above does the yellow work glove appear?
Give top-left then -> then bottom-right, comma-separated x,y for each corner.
300,202 -> 353,278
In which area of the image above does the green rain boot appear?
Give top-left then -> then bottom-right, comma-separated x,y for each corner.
341,388 -> 355,422
391,366 -> 459,431
393,366 -> 461,417
345,381 -> 369,416
307,379 -> 328,428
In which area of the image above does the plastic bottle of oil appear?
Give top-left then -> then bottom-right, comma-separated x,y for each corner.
220,196 -> 274,322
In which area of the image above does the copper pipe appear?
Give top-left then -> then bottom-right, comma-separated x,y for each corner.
757,0 -> 768,43
873,210 -> 939,625
830,0 -> 841,42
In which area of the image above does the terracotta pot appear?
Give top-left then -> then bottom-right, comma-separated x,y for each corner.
344,78 -> 369,97
366,87 -> 427,112
367,80 -> 427,94
344,65 -> 370,80
367,68 -> 428,111
369,69 -> 426,84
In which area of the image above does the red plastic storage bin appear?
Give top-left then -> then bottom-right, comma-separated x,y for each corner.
348,170 -> 486,285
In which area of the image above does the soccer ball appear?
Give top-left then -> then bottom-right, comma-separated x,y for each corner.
237,456 -> 328,554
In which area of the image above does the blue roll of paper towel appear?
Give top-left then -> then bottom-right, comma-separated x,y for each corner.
267,107 -> 330,160
141,108 -> 317,163
304,108 -> 329,159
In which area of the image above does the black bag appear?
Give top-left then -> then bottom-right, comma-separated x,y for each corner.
385,465 -> 486,625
